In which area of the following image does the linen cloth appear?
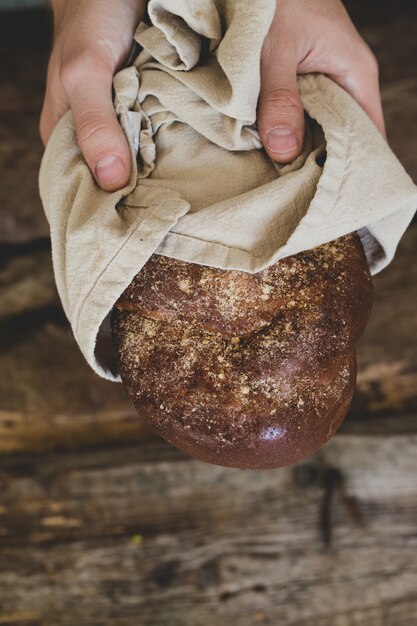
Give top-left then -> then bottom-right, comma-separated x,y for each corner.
39,0 -> 417,381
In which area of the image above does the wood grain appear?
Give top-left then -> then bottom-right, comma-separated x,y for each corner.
0,3 -> 416,624
0,2 -> 416,245
0,9 -> 50,243
352,225 -> 417,417
1,223 -> 416,454
0,243 -> 56,321
0,433 -> 416,625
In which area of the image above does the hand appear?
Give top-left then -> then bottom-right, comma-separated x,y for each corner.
257,0 -> 386,163
40,0 -> 147,191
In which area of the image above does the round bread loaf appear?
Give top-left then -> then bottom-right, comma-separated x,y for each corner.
112,233 -> 372,469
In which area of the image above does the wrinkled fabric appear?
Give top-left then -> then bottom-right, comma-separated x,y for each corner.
39,0 -> 417,381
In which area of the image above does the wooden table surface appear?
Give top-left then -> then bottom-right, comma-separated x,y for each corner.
0,2 -> 416,625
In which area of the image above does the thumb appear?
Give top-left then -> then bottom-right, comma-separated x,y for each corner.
64,60 -> 131,191
257,67 -> 305,164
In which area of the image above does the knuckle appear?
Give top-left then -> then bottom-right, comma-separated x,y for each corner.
262,87 -> 302,112
76,116 -> 108,149
59,55 -> 87,91
59,52 -> 110,91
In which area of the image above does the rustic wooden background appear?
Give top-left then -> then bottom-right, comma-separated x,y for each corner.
0,1 -> 416,624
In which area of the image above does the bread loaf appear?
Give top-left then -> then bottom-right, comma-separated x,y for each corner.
112,233 -> 372,469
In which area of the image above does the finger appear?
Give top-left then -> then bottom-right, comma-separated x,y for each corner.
258,42 -> 305,163
328,48 -> 386,138
39,57 -> 70,146
40,98 -> 59,146
39,88 -> 69,146
62,57 -> 131,191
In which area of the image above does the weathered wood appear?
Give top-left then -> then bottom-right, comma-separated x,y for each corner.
0,224 -> 416,454
0,241 -> 149,452
0,10 -> 51,243
0,243 -> 56,321
382,78 -> 417,183
0,3 -> 416,625
0,4 -> 416,245
352,224 -> 417,416
0,223 -> 416,454
0,0 -> 416,457
0,314 -> 153,453
348,1 -> 417,182
0,433 -> 416,625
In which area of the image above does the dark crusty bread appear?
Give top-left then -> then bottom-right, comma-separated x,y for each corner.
112,233 -> 372,469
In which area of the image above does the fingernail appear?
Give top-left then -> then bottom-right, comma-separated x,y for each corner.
95,154 -> 126,186
267,127 -> 298,154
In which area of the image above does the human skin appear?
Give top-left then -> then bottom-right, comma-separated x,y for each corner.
40,0 -> 146,191
258,0 -> 386,163
40,0 -> 386,191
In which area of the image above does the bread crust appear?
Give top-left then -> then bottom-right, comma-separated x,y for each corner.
112,233 -> 372,469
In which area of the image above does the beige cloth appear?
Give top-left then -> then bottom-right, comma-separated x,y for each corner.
39,0 -> 417,382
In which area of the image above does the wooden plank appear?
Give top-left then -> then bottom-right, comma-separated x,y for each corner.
0,4 -> 416,626
0,1 -> 45,10
0,3 -> 416,451
382,79 -> 417,184
0,224 -> 416,453
0,9 -> 50,243
0,433 -> 416,625
0,243 -> 56,321
352,224 -> 417,417
0,314 -> 151,453
0,4 -> 416,245
0,244 -> 149,454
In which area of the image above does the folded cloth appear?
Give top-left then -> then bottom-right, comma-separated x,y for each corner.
39,0 -> 417,381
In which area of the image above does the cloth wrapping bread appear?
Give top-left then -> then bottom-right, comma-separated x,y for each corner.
39,0 -> 417,381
